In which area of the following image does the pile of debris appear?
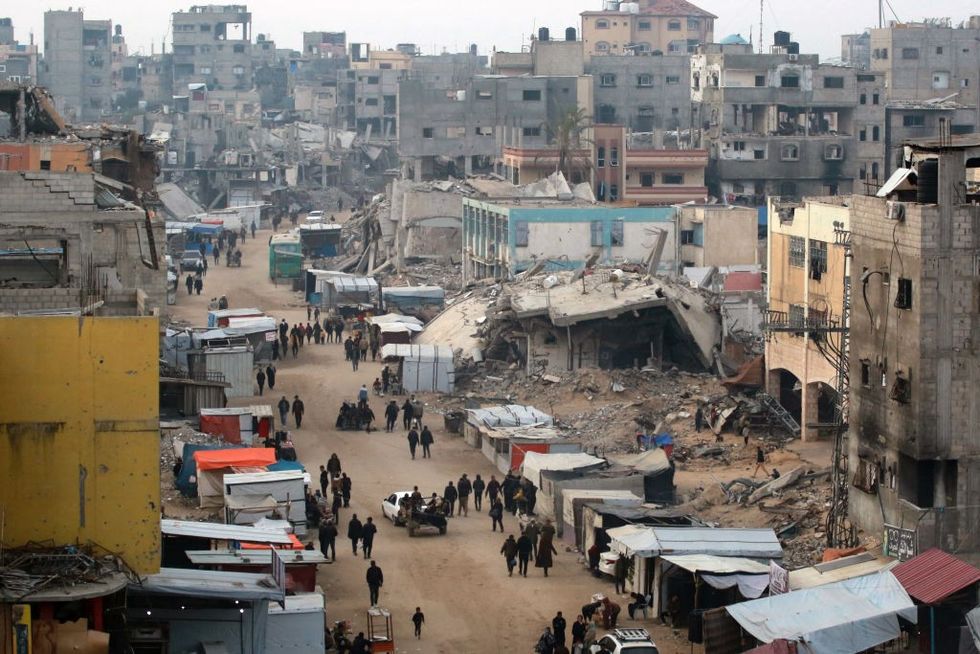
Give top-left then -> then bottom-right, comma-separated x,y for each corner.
159,424 -> 226,510
0,544 -> 133,599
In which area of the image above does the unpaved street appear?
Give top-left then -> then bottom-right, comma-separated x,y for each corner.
169,227 -> 690,654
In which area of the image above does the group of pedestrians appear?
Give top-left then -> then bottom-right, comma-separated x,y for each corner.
499,518 -> 558,578
277,394 -> 305,428
254,364 -> 276,395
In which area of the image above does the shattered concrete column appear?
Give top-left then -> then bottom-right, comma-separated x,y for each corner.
414,158 -> 423,182
464,155 -> 473,176
802,382 -> 819,442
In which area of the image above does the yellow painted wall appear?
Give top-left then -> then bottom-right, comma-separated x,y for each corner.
0,317 -> 160,575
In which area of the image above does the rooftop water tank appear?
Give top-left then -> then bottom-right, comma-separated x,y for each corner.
774,31 -> 791,46
538,27 -> 550,42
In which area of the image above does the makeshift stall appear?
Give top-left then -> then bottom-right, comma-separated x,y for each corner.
200,407 -> 254,443
188,346 -> 254,399
368,314 -> 424,346
321,276 -> 379,311
224,471 -> 308,536
249,405 -> 275,442
267,593 -> 326,652
464,404 -> 553,450
269,234 -> 302,281
185,551 -> 328,594
380,344 -> 455,394
381,286 -> 445,313
193,448 -> 277,509
299,223 -> 342,258
208,308 -> 266,328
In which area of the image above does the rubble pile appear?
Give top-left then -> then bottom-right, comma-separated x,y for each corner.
0,544 -> 134,596
159,425 -> 225,513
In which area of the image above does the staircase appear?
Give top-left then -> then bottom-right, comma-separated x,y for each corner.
758,391 -> 801,436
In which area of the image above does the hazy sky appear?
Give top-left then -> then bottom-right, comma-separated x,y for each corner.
11,1 -> 980,60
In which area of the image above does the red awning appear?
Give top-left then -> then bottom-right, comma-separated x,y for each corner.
194,448 -> 277,471
891,547 -> 980,604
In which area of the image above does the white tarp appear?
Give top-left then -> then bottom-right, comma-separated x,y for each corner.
608,526 -> 782,559
608,448 -> 671,475
701,573 -> 770,598
662,554 -> 771,575
467,405 -> 553,428
726,571 -> 917,654
522,452 -> 607,487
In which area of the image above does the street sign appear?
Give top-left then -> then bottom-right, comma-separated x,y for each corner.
883,524 -> 916,561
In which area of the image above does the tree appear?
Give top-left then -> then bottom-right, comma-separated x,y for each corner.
542,106 -> 593,182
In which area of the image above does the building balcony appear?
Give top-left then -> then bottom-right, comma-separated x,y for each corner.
625,149 -> 708,169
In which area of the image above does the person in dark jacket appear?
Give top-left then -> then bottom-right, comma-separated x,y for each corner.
366,560 -> 384,605
384,401 -> 398,432
442,481 -> 458,517
456,474 -> 472,517
291,395 -> 305,428
340,472 -> 352,507
331,490 -> 342,520
420,426 -> 434,458
360,516 -> 377,558
472,474 -> 486,511
318,519 -> 337,561
407,428 -> 419,459
327,453 -> 342,477
516,531 -> 534,577
347,514 -> 363,556
319,465 -> 329,496
489,498 -> 504,532
502,473 -> 518,513
185,274 -> 194,295
402,398 -> 414,430
277,396 -> 289,426
344,336 -> 354,361
552,612 -> 567,648
486,475 -> 501,506
411,607 -> 425,639
194,276 -> 203,295
350,632 -> 368,654
536,533 -> 558,577
265,365 -> 276,390
256,369 -> 266,395
500,535 -> 518,576
571,615 -> 587,646
614,553 -> 629,593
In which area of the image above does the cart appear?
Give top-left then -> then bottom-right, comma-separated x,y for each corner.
367,606 -> 394,652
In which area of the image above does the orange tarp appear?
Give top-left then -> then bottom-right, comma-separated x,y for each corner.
240,533 -> 304,550
194,448 -> 277,471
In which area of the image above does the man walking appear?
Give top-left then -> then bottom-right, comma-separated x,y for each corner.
442,481 -> 458,517
384,401 -> 398,432
552,612 -> 567,650
340,472 -> 352,508
500,535 -> 518,577
291,395 -> 305,428
457,474 -> 472,517
486,475 -> 501,508
752,446 -> 769,478
361,516 -> 377,558
407,428 -> 419,460
277,396 -> 290,427
420,425 -> 434,458
347,514 -> 363,556
381,365 -> 391,394
472,474 -> 486,511
411,607 -> 425,639
318,519 -> 337,562
525,520 -> 541,560
319,465 -> 329,496
366,560 -> 383,606
489,499 -> 504,532
695,402 -> 705,433
256,368 -> 266,395
401,398 -> 414,430
516,530 -> 533,577
265,364 -> 276,391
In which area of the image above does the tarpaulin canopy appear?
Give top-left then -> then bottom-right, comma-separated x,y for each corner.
467,405 -> 553,428
132,568 -> 283,601
662,554 -> 771,575
701,573 -> 770,598
522,451 -> 606,487
726,571 -> 917,654
608,448 -> 671,475
607,525 -> 782,559
194,448 -> 277,471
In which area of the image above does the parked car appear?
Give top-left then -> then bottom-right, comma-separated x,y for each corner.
306,210 -> 325,222
589,629 -> 659,654
180,250 -> 204,272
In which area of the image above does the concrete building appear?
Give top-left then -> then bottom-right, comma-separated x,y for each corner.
581,0 -> 715,57
462,198 -> 676,281
40,9 -> 113,123
692,41 -> 885,203
303,31 -> 346,59
870,17 -> 980,132
765,197 -> 851,441
0,18 -> 39,88
841,31 -> 872,69
337,66 -> 404,140
678,204 -> 759,268
172,5 -> 253,92
591,53 -> 692,134
847,136 -> 980,557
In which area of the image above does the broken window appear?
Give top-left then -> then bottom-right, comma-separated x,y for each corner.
522,126 -> 541,137
233,44 -> 245,54
755,75 -> 766,87
788,304 -> 806,330
890,372 -> 911,404
365,98 -> 378,106
895,278 -> 912,309
600,73 -> 616,87
899,454 -> 933,507
780,75 -> 800,88
422,127 -> 434,138
932,72 -> 950,89
522,89 -> 541,101
610,147 -> 619,167
665,75 -> 680,85
637,74 -> 653,87
640,173 -> 653,187
667,20 -> 682,31
596,19 -> 610,29
611,219 -> 624,245
638,20 -> 651,30
590,221 -> 604,246
823,76 -> 844,89
788,236 -> 806,268
901,47 -> 919,59
872,125 -> 880,141
852,456 -> 880,494
475,126 -> 493,136
732,141 -> 745,152
609,185 -> 619,201
809,240 -> 828,280
688,18 -> 700,30
860,93 -> 867,104
662,173 -> 684,184
860,359 -> 871,387
780,144 -> 799,161
595,41 -> 610,53
872,92 -> 880,105
680,229 -> 695,244
514,221 -> 529,247
477,90 -> 493,100
753,149 -> 766,160
825,144 -> 843,160
859,128 -> 867,141
903,114 -> 925,127
447,126 -> 466,138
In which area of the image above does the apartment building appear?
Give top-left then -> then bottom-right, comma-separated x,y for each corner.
41,10 -> 113,123
172,5 -> 254,91
765,197 -> 851,441
847,136 -> 980,557
678,204 -> 759,268
591,54 -> 692,135
582,0 -> 715,57
692,41 -> 885,203
303,31 -> 346,59
841,31 -> 872,69
0,18 -> 38,87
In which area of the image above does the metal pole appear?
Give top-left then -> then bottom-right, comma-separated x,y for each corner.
930,605 -> 936,654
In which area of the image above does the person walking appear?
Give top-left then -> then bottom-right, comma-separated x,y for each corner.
402,398 -> 414,430
457,474 -> 472,517
340,472 -> 352,508
305,322 -> 313,344
344,336 -> 354,361
552,612 -> 567,650
489,498 -> 504,532
194,276 -> 203,295
334,320 -> 344,344
535,628 -> 556,654
250,221 -> 256,239
536,532 -> 558,577
319,465 -> 329,496
411,607 -> 425,639
351,344 -> 360,371
277,396 -> 289,426
185,274 -> 194,295
314,306 -> 320,324
291,395 -> 305,428
571,615 -> 587,649
360,516 -> 377,558
752,446 -> 769,478
486,475 -> 501,507
384,401 -> 398,432
366,560 -> 383,606
442,481 -> 458,517
358,384 -> 369,408
290,332 -> 299,358
359,338 -> 368,362
265,365 -> 276,391
327,453 -> 342,477
318,519 -> 337,562
525,520 -> 541,560
500,535 -> 518,577
347,514 -> 363,556
381,365 -> 391,394
472,474 -> 486,511
614,554 -> 629,594
407,428 -> 419,459
420,425 -> 434,458
255,368 -> 266,395
313,321 -> 322,344
307,305 -> 312,321
516,530 -> 533,577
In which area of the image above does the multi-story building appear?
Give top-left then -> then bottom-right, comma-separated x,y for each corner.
303,31 -> 346,59
172,5 -> 253,92
678,204 -> 759,269
41,9 -> 113,122
870,17 -> 980,132
581,0 -> 715,57
591,53 -> 692,135
841,31 -> 872,69
765,197 -> 851,440
692,41 -> 885,203
847,135 -> 980,557
0,18 -> 39,86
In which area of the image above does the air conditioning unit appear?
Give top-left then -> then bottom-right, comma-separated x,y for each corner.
788,54 -> 799,62
886,200 -> 906,222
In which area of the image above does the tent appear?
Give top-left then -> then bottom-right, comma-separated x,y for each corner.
194,448 -> 276,509
522,452 -> 607,488
661,554 -> 770,599
208,308 -> 265,328
381,286 -> 446,312
380,344 -> 455,393
726,571 -> 917,654
200,407 -> 254,443
224,471 -> 307,535
175,442 -> 240,496
467,404 -> 553,429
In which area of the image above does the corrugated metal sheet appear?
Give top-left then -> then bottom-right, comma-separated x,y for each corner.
161,519 -> 292,543
891,547 -> 980,604
195,347 -> 254,398
186,549 -> 328,566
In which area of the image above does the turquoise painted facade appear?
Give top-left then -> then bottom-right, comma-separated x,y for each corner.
462,198 -> 677,281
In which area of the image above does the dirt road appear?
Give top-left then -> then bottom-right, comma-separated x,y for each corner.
168,228 -> 692,653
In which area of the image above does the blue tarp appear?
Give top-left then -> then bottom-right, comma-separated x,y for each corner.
175,442 -> 240,497
267,460 -> 305,473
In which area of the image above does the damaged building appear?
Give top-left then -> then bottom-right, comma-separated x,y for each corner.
847,135 -> 980,558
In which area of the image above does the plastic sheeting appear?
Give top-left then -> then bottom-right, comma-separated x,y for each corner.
521,452 -> 606,487
467,405 -> 553,428
700,573 -> 770,598
726,571 -> 917,654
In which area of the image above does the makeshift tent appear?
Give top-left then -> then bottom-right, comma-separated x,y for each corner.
467,404 -> 553,428
522,452 -> 607,488
477,425 -> 579,474
321,276 -> 378,309
224,471 -> 307,535
381,286 -> 445,312
607,447 -> 676,503
188,347 -> 254,399
789,553 -> 897,591
380,344 -> 455,393
194,448 -> 276,509
726,571 -> 917,654
559,489 -> 642,544
662,554 -> 770,599
208,308 -> 265,328
175,442 -> 240,496
200,407 -> 254,443
607,525 -> 783,559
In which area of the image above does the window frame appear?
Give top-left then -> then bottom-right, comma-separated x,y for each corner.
788,236 -> 806,268
661,172 -> 684,185
667,19 -> 682,31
